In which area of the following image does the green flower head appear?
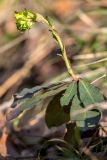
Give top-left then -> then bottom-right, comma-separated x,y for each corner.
15,10 -> 36,32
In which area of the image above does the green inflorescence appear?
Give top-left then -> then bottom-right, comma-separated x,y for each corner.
15,10 -> 36,32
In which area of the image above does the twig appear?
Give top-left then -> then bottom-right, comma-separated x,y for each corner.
73,52 -> 107,60
91,74 -> 107,84
74,57 -> 107,68
77,10 -> 97,28
0,34 -> 27,55
71,102 -> 107,118
81,146 -> 99,160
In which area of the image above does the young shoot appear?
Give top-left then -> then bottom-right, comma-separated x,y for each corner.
15,10 -> 76,80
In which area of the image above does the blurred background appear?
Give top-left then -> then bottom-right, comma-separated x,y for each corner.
0,0 -> 107,158
0,0 -> 107,103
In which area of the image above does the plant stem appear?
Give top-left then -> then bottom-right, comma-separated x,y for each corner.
15,11 -> 76,80
36,13 -> 76,80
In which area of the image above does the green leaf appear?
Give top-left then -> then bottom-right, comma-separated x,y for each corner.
76,118 -> 100,131
45,16 -> 53,27
60,147 -> 81,160
45,92 -> 70,128
79,79 -> 104,106
70,95 -> 101,130
70,95 -> 101,121
12,82 -> 68,108
64,123 -> 81,146
70,96 -> 84,121
60,81 -> 77,107
8,82 -> 69,121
